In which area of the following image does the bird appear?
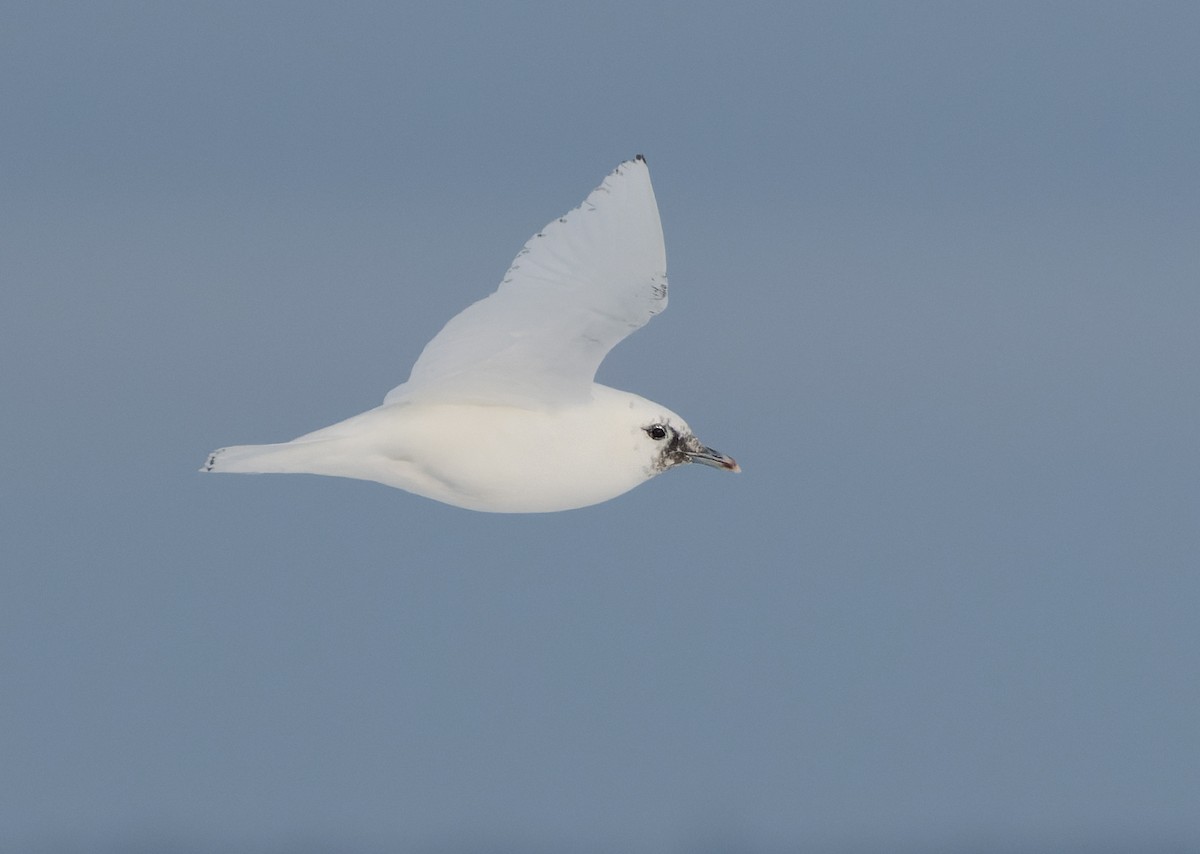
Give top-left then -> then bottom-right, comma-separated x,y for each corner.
202,155 -> 738,512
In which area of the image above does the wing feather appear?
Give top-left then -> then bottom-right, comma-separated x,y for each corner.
384,156 -> 667,407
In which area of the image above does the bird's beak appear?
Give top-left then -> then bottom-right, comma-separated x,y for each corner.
684,439 -> 740,473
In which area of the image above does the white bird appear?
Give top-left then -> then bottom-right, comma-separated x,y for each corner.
202,155 -> 738,512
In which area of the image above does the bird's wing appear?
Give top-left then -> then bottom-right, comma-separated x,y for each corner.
384,156 -> 667,407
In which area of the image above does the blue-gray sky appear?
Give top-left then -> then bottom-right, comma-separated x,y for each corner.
3,3 -> 1198,852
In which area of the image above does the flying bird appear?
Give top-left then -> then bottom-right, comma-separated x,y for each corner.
202,156 -> 738,512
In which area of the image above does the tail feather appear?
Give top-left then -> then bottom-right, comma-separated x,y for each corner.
201,441 -> 331,475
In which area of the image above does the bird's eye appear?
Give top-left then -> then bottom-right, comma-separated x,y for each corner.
645,424 -> 670,441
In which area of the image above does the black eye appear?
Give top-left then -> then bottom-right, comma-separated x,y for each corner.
646,424 -> 669,441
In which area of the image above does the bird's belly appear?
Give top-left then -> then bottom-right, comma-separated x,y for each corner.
350,403 -> 646,513
400,435 -> 640,513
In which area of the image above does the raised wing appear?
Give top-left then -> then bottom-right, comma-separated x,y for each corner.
384,156 -> 667,407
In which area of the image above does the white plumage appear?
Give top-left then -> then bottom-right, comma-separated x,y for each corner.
203,156 -> 737,512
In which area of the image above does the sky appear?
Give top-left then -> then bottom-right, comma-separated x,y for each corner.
2,2 -> 1199,852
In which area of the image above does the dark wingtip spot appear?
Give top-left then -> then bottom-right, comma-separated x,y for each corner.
634,153 -> 647,163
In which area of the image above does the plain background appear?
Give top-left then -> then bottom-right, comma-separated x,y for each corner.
2,3 -> 1198,852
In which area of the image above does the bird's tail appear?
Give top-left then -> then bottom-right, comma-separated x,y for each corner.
201,440 -> 333,475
